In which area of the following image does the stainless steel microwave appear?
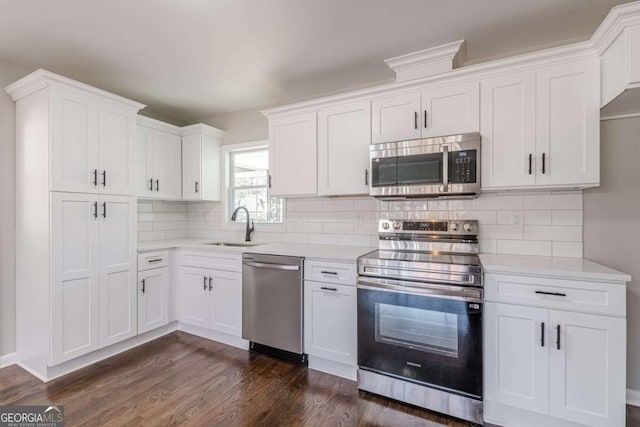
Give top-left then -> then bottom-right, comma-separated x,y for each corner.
369,132 -> 480,200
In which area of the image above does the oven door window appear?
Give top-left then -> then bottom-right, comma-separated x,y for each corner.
396,153 -> 443,185
358,288 -> 482,398
375,303 -> 459,358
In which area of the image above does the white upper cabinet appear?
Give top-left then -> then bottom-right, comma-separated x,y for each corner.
50,86 -> 99,194
371,92 -> 421,143
317,101 -> 371,196
98,101 -> 137,196
181,124 -> 223,201
548,311 -> 626,427
136,117 -> 182,200
268,112 -> 317,197
420,81 -> 479,137
535,59 -> 600,187
481,71 -> 537,189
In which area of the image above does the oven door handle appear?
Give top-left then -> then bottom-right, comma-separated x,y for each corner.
357,277 -> 482,303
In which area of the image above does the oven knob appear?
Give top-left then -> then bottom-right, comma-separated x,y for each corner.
382,222 -> 390,230
450,223 -> 460,232
463,223 -> 474,232
393,221 -> 402,230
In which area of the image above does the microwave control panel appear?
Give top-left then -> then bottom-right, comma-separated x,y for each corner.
449,150 -> 477,184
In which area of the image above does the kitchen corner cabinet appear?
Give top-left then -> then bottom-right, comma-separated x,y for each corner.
303,260 -> 357,380
484,273 -> 626,427
268,112 -> 317,197
49,85 -> 139,196
481,59 -> 599,190
136,117 -> 182,200
181,124 -> 224,201
317,101 -> 371,196
371,82 -> 479,144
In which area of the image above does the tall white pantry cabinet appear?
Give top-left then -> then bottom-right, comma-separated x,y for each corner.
6,70 -> 144,381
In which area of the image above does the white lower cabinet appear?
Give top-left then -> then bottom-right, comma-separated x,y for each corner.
303,260 -> 357,380
485,298 -> 626,427
178,264 -> 242,338
137,266 -> 170,334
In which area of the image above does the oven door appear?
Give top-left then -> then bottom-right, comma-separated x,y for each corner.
357,277 -> 482,399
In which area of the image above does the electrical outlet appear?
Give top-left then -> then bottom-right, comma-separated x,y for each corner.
512,214 -> 522,226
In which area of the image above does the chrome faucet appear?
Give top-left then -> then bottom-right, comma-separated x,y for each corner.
231,206 -> 255,242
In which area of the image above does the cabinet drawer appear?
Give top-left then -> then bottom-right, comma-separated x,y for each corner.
304,260 -> 356,286
138,250 -> 169,271
180,250 -> 242,272
485,273 -> 626,317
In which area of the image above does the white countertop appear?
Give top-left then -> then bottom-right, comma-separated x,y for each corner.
479,253 -> 631,283
138,238 -> 376,262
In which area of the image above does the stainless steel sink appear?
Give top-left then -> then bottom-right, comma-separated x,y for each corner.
204,242 -> 262,248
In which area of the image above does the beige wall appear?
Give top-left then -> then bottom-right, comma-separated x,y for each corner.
584,116 -> 640,392
197,108 -> 267,145
0,59 -> 34,357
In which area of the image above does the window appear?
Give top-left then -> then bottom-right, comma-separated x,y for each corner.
229,147 -> 283,223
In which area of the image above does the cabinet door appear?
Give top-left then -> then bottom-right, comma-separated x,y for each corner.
304,281 -> 357,365
136,125 -> 154,197
98,102 -> 136,195
50,86 -> 99,194
268,112 -> 317,196
421,82 -> 479,137
98,195 -> 137,348
549,311 -> 626,427
317,101 -> 371,196
209,270 -> 242,337
484,303 -> 549,414
200,134 -> 221,201
371,92 -> 421,143
480,71 -> 536,189
50,192 -> 100,365
151,129 -> 182,200
137,267 -> 169,334
182,134 -> 202,200
179,267 -> 210,328
535,59 -> 600,187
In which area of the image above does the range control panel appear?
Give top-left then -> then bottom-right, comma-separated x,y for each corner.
378,219 -> 479,236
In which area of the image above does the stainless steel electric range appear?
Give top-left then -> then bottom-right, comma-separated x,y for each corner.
357,219 -> 483,424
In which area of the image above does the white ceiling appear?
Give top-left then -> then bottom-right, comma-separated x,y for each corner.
0,0 -> 631,123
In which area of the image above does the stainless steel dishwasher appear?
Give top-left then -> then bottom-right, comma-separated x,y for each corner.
242,253 -> 306,364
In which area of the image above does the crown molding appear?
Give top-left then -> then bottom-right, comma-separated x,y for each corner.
262,41 -> 596,118
137,115 -> 182,135
592,1 -> 640,54
384,40 -> 466,82
181,123 -> 225,138
4,69 -> 145,111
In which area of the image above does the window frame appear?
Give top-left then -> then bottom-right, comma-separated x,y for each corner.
222,140 -> 285,231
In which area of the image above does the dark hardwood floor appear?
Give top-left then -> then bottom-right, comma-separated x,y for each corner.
0,331 -> 638,426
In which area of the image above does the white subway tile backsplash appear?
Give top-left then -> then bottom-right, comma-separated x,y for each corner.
139,191 -> 584,257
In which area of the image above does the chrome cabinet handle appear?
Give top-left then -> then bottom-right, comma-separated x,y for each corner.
149,178 -> 154,191
528,154 -> 533,175
556,324 -> 561,350
203,276 -> 207,290
102,202 -> 107,218
156,179 -> 159,192
93,169 -> 98,186
535,290 -> 566,297
540,322 -> 545,347
93,201 -> 98,219
102,170 -> 106,187
321,286 -> 338,292
141,278 -> 146,294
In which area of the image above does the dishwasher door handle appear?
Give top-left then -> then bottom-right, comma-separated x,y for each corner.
243,261 -> 300,271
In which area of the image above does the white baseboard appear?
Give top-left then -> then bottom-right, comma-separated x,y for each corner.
0,352 -> 18,368
628,388 -> 640,407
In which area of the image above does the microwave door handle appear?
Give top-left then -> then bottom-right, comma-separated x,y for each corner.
442,145 -> 449,192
